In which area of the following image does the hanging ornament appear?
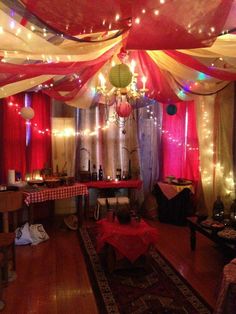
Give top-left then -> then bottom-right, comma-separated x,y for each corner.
117,47 -> 128,63
109,63 -> 132,88
20,107 -> 35,120
166,104 -> 177,115
116,101 -> 132,118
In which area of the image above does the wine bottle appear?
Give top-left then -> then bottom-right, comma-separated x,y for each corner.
91,164 -> 97,181
98,165 -> 103,181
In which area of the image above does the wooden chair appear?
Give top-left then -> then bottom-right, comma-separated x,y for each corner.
95,196 -> 130,220
0,191 -> 23,232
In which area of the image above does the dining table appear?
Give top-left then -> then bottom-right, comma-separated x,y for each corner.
82,179 -> 143,213
23,183 -> 88,226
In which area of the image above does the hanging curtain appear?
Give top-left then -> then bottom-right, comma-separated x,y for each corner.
27,92 -> 52,173
0,94 -> 26,182
137,102 -> 163,195
195,83 -> 235,215
161,101 -> 199,183
75,104 -> 140,182
0,99 -> 4,182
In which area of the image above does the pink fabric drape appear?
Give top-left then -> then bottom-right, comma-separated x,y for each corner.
130,50 -> 181,103
0,94 -> 26,183
161,101 -> 199,183
28,92 -> 52,173
0,45 -> 116,76
20,0 -> 233,50
126,1 -> 233,50
43,56 -> 111,101
165,50 -> 236,81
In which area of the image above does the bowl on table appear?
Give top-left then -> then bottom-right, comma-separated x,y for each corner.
44,178 -> 61,188
60,176 -> 75,186
27,180 -> 44,187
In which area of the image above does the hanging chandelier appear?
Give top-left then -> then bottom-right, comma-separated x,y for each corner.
96,58 -> 148,124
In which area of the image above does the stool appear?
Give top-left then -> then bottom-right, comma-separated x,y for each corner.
95,197 -> 130,220
0,191 -> 23,232
0,233 -> 16,286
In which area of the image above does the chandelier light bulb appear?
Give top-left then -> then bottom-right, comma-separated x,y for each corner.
141,76 -> 147,90
130,59 -> 136,74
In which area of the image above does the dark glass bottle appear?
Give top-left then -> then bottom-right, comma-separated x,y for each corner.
98,165 -> 103,181
213,196 -> 224,221
91,164 -> 97,181
116,168 -> 121,180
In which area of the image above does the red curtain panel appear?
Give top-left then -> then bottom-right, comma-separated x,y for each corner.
27,92 -> 52,173
161,100 -> 199,183
0,94 -> 26,183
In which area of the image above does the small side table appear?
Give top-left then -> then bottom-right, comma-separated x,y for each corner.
96,218 -> 158,272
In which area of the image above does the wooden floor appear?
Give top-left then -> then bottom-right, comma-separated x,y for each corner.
1,217 -> 230,313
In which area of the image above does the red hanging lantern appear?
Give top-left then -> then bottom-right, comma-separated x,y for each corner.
116,101 -> 132,118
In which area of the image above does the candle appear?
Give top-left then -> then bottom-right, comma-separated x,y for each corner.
130,59 -> 136,74
107,175 -> 111,180
141,76 -> 147,90
8,169 -> 15,184
98,73 -> 106,90
115,178 -> 118,182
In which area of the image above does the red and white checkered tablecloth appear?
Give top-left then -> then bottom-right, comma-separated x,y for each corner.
23,183 -> 88,206
214,258 -> 236,314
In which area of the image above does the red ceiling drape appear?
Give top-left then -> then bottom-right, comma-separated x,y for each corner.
20,0 -> 233,50
130,50 -> 181,103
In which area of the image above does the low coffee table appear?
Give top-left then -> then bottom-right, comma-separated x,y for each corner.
186,217 -> 236,257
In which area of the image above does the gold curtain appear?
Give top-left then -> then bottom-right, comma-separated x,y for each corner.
194,83 -> 235,215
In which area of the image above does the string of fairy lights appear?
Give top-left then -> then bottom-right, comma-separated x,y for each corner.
7,99 -> 200,152
199,103 -> 235,200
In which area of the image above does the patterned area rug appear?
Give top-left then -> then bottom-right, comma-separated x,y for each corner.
78,225 -> 213,314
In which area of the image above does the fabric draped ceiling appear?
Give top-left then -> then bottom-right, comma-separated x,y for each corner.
19,0 -> 233,50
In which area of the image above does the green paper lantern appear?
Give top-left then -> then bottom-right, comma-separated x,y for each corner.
109,64 -> 132,88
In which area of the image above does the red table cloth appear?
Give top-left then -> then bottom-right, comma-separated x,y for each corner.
23,183 -> 88,206
83,179 -> 142,190
158,182 -> 194,200
96,218 -> 158,262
